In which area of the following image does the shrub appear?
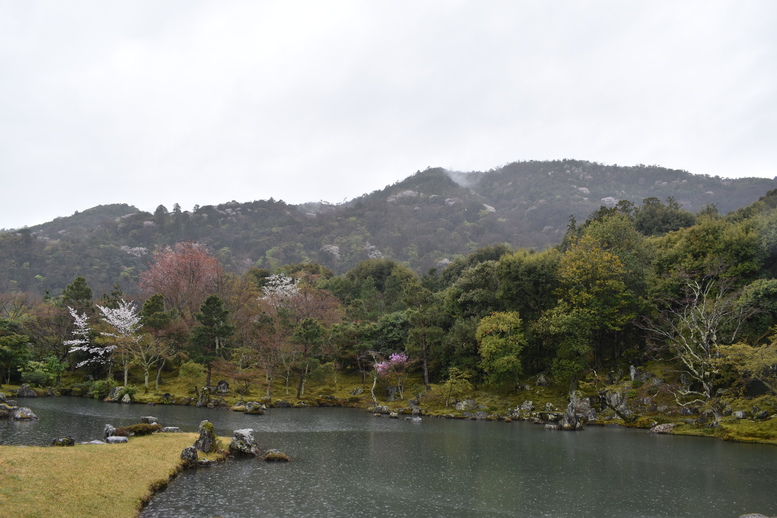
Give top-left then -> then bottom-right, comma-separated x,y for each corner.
118,386 -> 137,400
70,381 -> 93,397
21,371 -> 48,388
92,378 -> 118,400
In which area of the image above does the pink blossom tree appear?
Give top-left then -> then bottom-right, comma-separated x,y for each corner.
374,352 -> 413,400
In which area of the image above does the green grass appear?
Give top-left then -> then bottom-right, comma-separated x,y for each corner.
0,432 -> 228,518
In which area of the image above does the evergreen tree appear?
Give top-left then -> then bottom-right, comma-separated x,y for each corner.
190,295 -> 234,387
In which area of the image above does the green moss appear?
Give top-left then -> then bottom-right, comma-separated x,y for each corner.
263,450 -> 290,462
115,423 -> 162,437
718,418 -> 777,443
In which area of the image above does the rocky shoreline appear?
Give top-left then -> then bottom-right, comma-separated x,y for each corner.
5,379 -> 777,445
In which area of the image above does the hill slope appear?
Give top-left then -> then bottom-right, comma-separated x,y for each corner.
1,159 -> 775,297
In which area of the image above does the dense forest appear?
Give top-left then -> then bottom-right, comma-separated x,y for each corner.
2,180 -> 777,420
2,159 -> 775,299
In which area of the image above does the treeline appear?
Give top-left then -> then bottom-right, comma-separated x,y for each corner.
2,160 -> 775,300
2,192 -> 777,407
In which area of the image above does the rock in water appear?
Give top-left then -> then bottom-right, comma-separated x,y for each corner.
11,407 -> 38,420
229,428 -> 261,457
194,420 -> 218,453
181,446 -> 199,468
244,402 -> 265,415
559,402 -> 582,431
263,449 -> 290,462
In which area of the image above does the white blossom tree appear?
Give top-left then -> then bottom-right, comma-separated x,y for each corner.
97,300 -> 142,387
65,307 -> 116,370
261,274 -> 300,301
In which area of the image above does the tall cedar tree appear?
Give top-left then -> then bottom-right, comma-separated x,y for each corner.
190,295 -> 234,387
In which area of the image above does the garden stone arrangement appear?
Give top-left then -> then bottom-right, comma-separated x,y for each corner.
0,391 -> 38,421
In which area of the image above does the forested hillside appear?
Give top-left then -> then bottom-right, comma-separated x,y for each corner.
1,159 -> 775,299
1,180 -> 777,436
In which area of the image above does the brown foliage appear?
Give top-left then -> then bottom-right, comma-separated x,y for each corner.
139,242 -> 222,323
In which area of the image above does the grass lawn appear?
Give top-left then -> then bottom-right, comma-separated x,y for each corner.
0,432 -> 222,518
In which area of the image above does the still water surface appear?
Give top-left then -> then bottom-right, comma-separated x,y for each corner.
2,397 -> 775,517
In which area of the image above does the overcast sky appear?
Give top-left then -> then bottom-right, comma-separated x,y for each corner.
1,1 -> 776,229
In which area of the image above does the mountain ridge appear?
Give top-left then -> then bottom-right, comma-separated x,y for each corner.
2,159 -> 775,298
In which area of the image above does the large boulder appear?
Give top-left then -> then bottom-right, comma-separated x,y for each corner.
194,420 -> 218,453
649,423 -> 676,434
569,392 -> 598,423
12,407 -> 38,420
196,388 -> 211,407
602,389 -> 633,420
16,384 -> 37,398
106,435 -> 128,444
105,386 -> 122,402
559,399 -> 583,431
180,446 -> 199,468
559,412 -> 581,431
455,399 -> 477,411
244,402 -> 265,415
228,428 -> 261,457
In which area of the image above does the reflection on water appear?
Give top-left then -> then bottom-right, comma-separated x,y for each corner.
3,398 -> 776,517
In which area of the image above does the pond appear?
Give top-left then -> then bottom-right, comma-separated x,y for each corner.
2,397 -> 775,517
